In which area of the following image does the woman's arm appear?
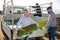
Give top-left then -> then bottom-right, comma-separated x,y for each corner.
16,17 -> 22,33
30,17 -> 39,26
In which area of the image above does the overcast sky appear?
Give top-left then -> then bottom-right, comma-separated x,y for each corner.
0,0 -> 60,13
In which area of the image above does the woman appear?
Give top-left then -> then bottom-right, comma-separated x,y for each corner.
16,9 -> 39,40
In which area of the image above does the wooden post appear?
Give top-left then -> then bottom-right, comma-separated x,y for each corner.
0,16 -> 4,40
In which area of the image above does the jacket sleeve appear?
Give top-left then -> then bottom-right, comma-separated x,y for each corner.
45,15 -> 53,28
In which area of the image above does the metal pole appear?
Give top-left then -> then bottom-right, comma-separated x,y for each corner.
4,0 -> 6,15
4,0 -> 5,5
7,0 -> 11,4
50,2 -> 52,8
11,0 -> 14,40
11,0 -> 14,29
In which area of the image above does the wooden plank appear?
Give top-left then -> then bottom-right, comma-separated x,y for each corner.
0,16 -> 4,40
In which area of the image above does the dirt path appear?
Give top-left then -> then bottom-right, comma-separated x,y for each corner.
43,37 -> 60,40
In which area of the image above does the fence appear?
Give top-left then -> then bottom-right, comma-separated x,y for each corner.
3,2 -> 53,14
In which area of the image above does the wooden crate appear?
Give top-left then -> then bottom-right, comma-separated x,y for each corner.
56,17 -> 60,31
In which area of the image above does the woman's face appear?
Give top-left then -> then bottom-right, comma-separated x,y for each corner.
23,11 -> 28,17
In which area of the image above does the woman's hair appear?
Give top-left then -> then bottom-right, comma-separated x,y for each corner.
23,9 -> 28,14
24,9 -> 28,12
